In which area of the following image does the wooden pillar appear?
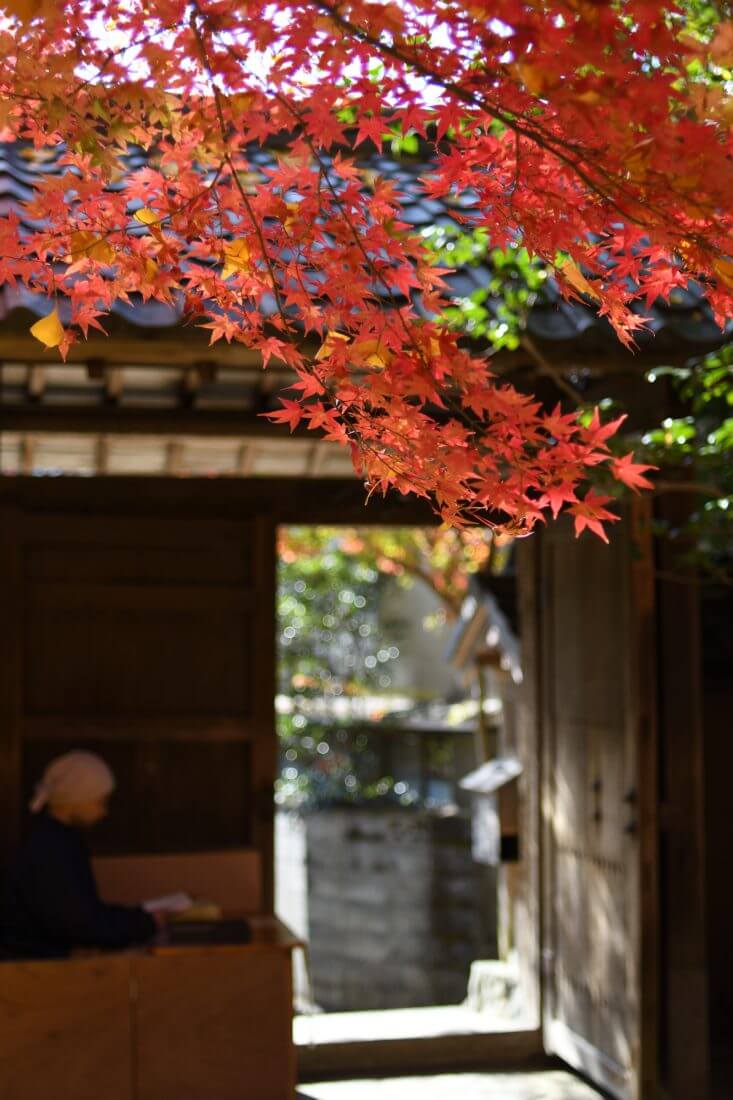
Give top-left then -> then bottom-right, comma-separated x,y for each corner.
655,492 -> 709,1098
252,515 -> 277,912
629,499 -> 659,1099
0,504 -> 22,862
514,537 -> 543,1026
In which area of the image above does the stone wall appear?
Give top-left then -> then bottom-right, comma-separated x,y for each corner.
304,807 -> 497,1011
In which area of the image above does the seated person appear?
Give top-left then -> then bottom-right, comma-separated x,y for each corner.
1,751 -> 159,959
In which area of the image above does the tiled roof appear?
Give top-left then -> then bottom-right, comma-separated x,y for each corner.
0,141 -> 729,480
0,140 -> 729,354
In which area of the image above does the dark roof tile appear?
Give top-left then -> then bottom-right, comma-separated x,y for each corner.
0,140 -> 727,355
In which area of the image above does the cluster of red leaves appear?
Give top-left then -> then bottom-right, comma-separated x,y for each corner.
0,0 -> 730,536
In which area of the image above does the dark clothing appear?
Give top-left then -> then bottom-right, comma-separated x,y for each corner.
0,814 -> 156,959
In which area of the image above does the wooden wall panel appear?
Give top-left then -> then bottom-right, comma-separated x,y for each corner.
135,950 -> 295,1100
0,957 -> 132,1100
26,537 -> 252,585
93,849 -> 262,912
152,741 -> 252,851
1,491 -> 274,873
21,740 -> 253,854
24,603 -> 252,714
0,475 -> 431,903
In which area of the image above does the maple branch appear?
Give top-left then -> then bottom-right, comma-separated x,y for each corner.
654,479 -> 726,499
307,2 -> 638,216
261,85 -> 493,440
190,8 -> 298,342
75,27 -> 171,93
391,556 -> 464,619
654,569 -> 732,588
519,333 -> 583,408
308,0 -> 727,252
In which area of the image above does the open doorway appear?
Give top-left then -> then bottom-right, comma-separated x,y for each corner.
274,525 -> 531,1053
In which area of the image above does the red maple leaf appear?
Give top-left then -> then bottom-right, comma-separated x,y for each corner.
5,0 -> 731,536
265,400 -> 303,432
611,452 -> 656,493
568,492 -> 620,544
537,481 -> 579,519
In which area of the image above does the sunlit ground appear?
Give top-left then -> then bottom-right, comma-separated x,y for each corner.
294,1005 -> 531,1046
298,1070 -> 605,1099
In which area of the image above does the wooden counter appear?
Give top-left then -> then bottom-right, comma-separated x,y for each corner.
136,919 -> 300,1100
0,853 -> 301,1100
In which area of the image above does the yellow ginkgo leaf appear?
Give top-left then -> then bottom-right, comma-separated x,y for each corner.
315,331 -> 350,360
673,172 -> 700,192
133,206 -> 158,226
283,202 -> 300,233
420,333 -> 442,359
574,88 -> 603,107
381,2 -> 405,34
564,0 -> 601,24
5,0 -> 41,22
67,231 -> 115,264
513,62 -> 558,97
713,257 -> 733,289
560,258 -> 600,301
352,338 -> 392,369
222,239 -> 252,279
229,92 -> 257,114
30,307 -> 64,349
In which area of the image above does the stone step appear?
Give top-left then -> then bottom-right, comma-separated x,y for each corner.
465,958 -> 523,1019
297,1069 -> 607,1100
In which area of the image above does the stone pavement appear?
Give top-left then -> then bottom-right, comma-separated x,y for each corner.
298,1070 -> 606,1100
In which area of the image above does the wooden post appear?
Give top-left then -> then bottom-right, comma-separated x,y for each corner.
629,497 -> 659,1099
655,491 -> 710,1098
252,515 -> 277,913
0,504 -> 22,862
514,537 -> 543,1026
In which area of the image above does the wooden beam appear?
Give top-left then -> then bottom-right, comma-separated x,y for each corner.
166,440 -> 184,475
0,329 -> 714,372
94,434 -> 110,474
238,442 -> 255,476
0,406 -> 308,438
0,334 -> 271,368
20,434 -> 36,474
180,367 -> 201,407
104,367 -> 124,402
26,365 -> 47,400
0,475 -> 439,525
307,442 -> 328,478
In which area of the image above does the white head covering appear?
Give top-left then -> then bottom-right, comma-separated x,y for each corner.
30,751 -> 116,814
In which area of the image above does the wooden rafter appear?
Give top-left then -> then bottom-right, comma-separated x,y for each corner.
25,365 -> 46,400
